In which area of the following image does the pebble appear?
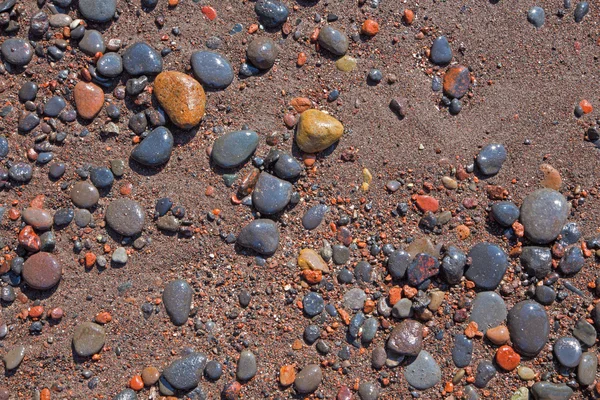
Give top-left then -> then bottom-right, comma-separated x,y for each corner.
162,352 -> 207,391
70,182 -> 99,208
577,352 -> 596,385
0,0 -> 16,13
535,285 -> 556,305
18,112 -> 40,133
387,319 -> 423,356
44,96 -> 66,117
343,288 -> 366,310
123,42 -> 163,75
335,55 -> 357,71
486,325 -> 510,345
430,36 -> 452,65
331,245 -> 349,266
517,366 -> 536,381
404,350 -> 441,390
97,53 -> 123,78
72,322 -> 106,357
295,109 -> 344,153
154,71 -> 206,130
508,300 -> 549,356
318,26 -> 349,56
90,167 -> 114,188
273,153 -> 302,180
573,318 -> 596,347
520,246 -> 552,279
298,248 -> 329,273
362,318 -> 378,343
236,350 -> 257,381
452,334 -> 473,368
74,208 -> 91,227
558,222 -> 581,246
48,163 -> 66,179
559,246 -> 584,275
294,364 -> 322,394
113,389 -> 137,400
553,337 -> 582,368
527,6 -> 545,27
574,2 -> 589,22
111,247 -> 128,264
255,0 -> 289,28
30,11 -> 49,37
246,37 -> 278,70
131,127 -> 174,167
3,345 -> 25,370
190,51 -> 234,90
79,30 -> 106,56
22,208 -> 53,230
531,382 -> 573,400
303,292 -> 324,316
443,65 -> 470,98
205,360 -> 223,380
23,252 -> 61,290
78,0 -> 116,22
105,199 -> 145,237
302,205 -> 328,230
358,382 -> 379,400
211,130 -> 259,168
464,243 -> 508,290
49,14 -> 72,27
126,76 -> 148,96
1,38 -> 33,66
407,253 -> 439,286
157,215 -> 180,232
237,219 -> 279,255
252,172 -> 292,215
441,245 -> 466,284
476,144 -> 507,175
470,291 -> 507,333
474,360 -> 497,388
54,208 -> 74,226
18,82 -> 38,102
162,279 -> 192,326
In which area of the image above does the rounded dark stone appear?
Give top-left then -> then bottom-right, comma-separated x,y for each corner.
163,279 -> 192,326
54,208 -> 74,226
476,144 -> 507,175
79,0 -> 116,23
294,364 -> 322,394
304,324 -> 320,344
18,112 -> 40,132
558,222 -> 581,246
387,249 -> 411,280
273,153 -> 302,180
302,204 -> 328,230
105,199 -> 145,236
464,243 -> 508,290
452,334 -> 473,368
1,38 -> 33,66
387,319 -> 423,356
441,245 -> 467,285
469,291 -> 507,333
18,82 -> 38,102
162,352 -> 207,391
303,292 -> 324,317
520,189 -> 569,244
554,337 -> 582,368
474,360 -> 496,388
430,36 -> 452,65
574,2 -> 589,22
70,181 -> 99,208
236,219 -> 279,255
190,51 -> 234,90
90,167 -> 114,189
508,300 -> 550,357
252,172 -> 292,215
246,37 -> 278,70
204,360 -> 222,380
535,285 -> 556,305
520,246 -> 552,279
255,0 -> 289,28
97,52 -> 123,77
236,350 -> 257,381
44,96 -> 67,117
332,244 -> 350,265
122,42 -> 163,76
211,130 -> 259,168
131,127 -> 174,167
8,162 -> 33,182
79,30 -> 106,56
491,201 -> 520,227
527,6 -> 545,27
531,382 -> 573,400
126,76 -> 148,96
318,26 -> 349,56
559,246 -> 585,275
22,252 -> 62,290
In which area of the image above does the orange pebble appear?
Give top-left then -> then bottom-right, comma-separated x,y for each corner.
580,99 -> 593,114
495,345 -> 521,371
168,0 -> 178,6
303,154 -> 316,166
403,9 -> 415,25
29,305 -> 44,319
95,311 -> 112,324
130,375 -> 144,391
361,19 -> 379,36
201,5 -> 217,21
40,388 -> 51,400
297,52 -> 307,67
84,252 -> 96,268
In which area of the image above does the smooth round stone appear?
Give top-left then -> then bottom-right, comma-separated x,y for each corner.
18,82 -> 38,102
355,261 -> 373,283
255,0 -> 289,28
476,144 -> 507,175
573,318 -> 596,347
294,364 -> 322,394
470,291 -> 507,333
54,208 -> 74,226
554,337 -> 582,368
335,55 -> 357,71
97,53 -> 123,77
430,36 -> 452,65
1,38 -> 33,66
491,201 -> 520,227
404,350 -> 441,390
246,37 -> 277,70
190,51 -> 233,90
443,65 -> 470,99
558,222 -> 581,246
48,162 -> 65,179
79,30 -> 105,56
211,130 -> 259,168
387,320 -> 423,356
508,300 -> 549,357
361,318 -> 379,344
252,172 -> 292,215
387,249 -> 411,280
0,137 -> 7,159
44,96 -> 67,117
205,360 -> 223,380
535,285 -> 556,305
49,14 -> 72,27
273,153 -> 302,180
22,252 -> 61,290
318,26 -> 349,56
520,189 -> 569,244
332,244 -> 350,265
163,279 -> 192,326
295,109 -> 344,153
302,205 -> 328,230
303,292 -> 324,316
30,11 -> 49,37
90,167 -> 114,188
452,334 -> 473,368
22,208 -> 53,230
113,389 -> 137,400
474,360 -> 497,388
8,162 -> 32,182
577,352 -> 597,386
574,2 -> 589,22
236,350 -> 257,381
131,127 -> 173,167
343,288 -> 366,310
154,71 -> 206,130
72,322 -> 106,357
237,219 -> 279,255
74,209 -> 92,227
162,352 -> 207,391
517,366 -> 535,381
3,345 -> 25,370
122,42 -> 163,75
531,382 -> 573,400
527,6 -> 545,28
71,182 -> 99,208
559,246 -> 584,275
465,243 -> 508,290
358,382 -> 379,400
105,199 -> 145,236
441,245 -> 466,285
126,76 -> 148,96
520,246 -> 552,279
79,0 -> 116,23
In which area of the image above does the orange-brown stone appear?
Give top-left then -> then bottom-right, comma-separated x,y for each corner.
495,345 -> 521,371
443,65 -> 470,99
74,82 -> 104,120
415,195 -> 439,213
154,71 -> 206,130
279,365 -> 296,387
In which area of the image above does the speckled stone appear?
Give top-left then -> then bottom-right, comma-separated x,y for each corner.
255,0 -> 289,28
163,279 -> 192,326
252,172 -> 292,215
441,245 -> 466,285
387,320 -> 423,356
577,352 -> 597,386
70,181 -> 99,208
72,322 -> 106,357
79,0 -> 116,23
211,130 -> 259,169
294,364 -> 322,394
22,252 -> 61,290
474,360 -> 497,388
508,300 -> 549,357
1,38 -> 33,66
559,246 -> 585,275
404,350 -> 441,390
97,52 -> 123,77
236,219 -> 279,255
105,199 -> 145,237
520,189 -> 569,244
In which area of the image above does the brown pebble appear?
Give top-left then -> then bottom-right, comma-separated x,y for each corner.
141,366 -> 160,386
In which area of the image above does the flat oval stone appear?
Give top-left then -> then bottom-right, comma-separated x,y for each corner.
255,0 -> 289,28
246,37 -> 278,70
574,2 -> 589,23
294,364 -> 322,394
18,82 -> 38,102
22,252 -> 61,290
520,189 -> 569,244
553,337 -> 582,368
443,65 -> 470,99
163,279 -> 192,326
404,350 -> 441,390
318,26 -> 349,56
71,181 -> 99,208
1,38 -> 33,66
302,205 -> 328,230
211,130 -> 259,169
97,52 -> 123,78
577,352 -> 597,386
573,318 -> 596,347
535,285 -> 556,305
295,109 -> 344,153
0,0 -> 16,13
105,199 -> 145,236
430,36 -> 452,65
387,249 -> 411,279
79,0 -> 116,22
3,345 -> 25,370
131,127 -> 174,167
452,334 -> 473,368
22,208 -> 53,230
273,153 -> 302,180
190,51 -> 234,90
252,172 -> 292,215
527,6 -> 545,28
464,243 -> 508,290
508,300 -> 549,357
477,144 -> 507,175
122,42 -> 163,76
79,30 -> 105,56
236,350 -> 257,381
18,112 -> 40,133
154,71 -> 206,130
163,352 -> 207,391
72,322 -> 106,357
520,246 -> 552,279
531,382 -> 573,400
9,162 -> 33,182
74,82 -> 104,120
44,96 -> 66,117
470,291 -> 507,333
49,14 -> 72,27
387,319 -> 423,356
343,288 -> 366,310
236,219 -> 279,255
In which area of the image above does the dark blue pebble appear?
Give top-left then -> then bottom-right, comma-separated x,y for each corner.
465,242 -> 508,290
273,153 -> 302,180
574,2 -> 589,22
430,36 -> 452,65
304,324 -> 320,344
236,219 -> 279,255
303,292 -> 324,317
131,127 -> 174,167
441,245 -> 467,285
491,201 -> 519,227
90,166 -> 114,188
78,0 -> 116,23
204,360 -> 222,380
474,360 -> 496,388
559,246 -> 585,275
155,197 -> 173,217
368,69 -> 383,83
18,82 -> 38,102
44,96 -> 67,117
328,90 -> 340,102
476,143 -> 507,175
239,62 -> 260,77
211,130 -> 259,169
302,204 -> 329,230
0,136 -> 8,158
37,152 -> 53,164
8,162 -> 32,182
558,222 -> 581,246
190,51 -> 234,90
1,38 -> 33,66
54,208 -> 74,226
97,53 -> 123,78
535,285 -> 556,305
122,42 -> 163,76
252,172 -> 292,215
452,334 -> 473,368
255,0 -> 289,28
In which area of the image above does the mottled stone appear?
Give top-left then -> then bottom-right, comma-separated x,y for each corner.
105,199 -> 145,236
246,37 -> 278,70
72,322 -> 105,357
387,320 -> 423,356
154,71 -> 206,129
520,189 -> 569,244
70,182 -> 99,208
443,65 -> 470,99
407,253 -> 439,286
295,109 -> 344,153
22,252 -> 61,290
1,38 -> 33,66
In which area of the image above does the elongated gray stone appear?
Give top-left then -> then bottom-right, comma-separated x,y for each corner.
163,279 -> 192,326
